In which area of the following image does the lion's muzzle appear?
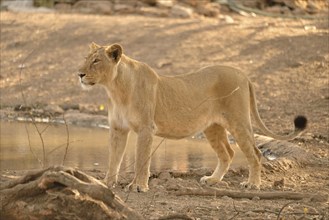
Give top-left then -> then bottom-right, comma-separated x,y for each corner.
78,72 -> 95,90
78,72 -> 86,79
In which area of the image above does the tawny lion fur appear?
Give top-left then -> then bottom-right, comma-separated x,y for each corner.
78,43 -> 307,192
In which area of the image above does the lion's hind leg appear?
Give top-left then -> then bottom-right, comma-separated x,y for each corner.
200,124 -> 234,186
229,123 -> 262,189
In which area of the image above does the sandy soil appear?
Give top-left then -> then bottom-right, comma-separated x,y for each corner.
0,9 -> 328,219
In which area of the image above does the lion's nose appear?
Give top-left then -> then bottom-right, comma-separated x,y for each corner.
78,72 -> 86,78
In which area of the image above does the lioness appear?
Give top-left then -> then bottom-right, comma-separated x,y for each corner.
78,43 -> 307,192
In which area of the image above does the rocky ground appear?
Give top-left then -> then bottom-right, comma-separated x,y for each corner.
0,2 -> 328,219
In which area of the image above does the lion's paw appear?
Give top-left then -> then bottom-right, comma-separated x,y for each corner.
125,183 -> 149,193
200,176 -> 221,186
240,181 -> 260,190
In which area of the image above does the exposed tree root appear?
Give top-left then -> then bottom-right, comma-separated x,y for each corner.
175,187 -> 328,202
0,166 -> 144,220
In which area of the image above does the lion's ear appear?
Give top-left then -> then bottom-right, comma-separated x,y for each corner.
89,42 -> 100,52
106,44 -> 123,63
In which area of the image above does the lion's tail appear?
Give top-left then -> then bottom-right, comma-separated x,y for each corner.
249,81 -> 307,141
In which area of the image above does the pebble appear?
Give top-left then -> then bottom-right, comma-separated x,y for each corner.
158,171 -> 172,180
224,15 -> 234,23
273,178 -> 285,188
304,25 -> 316,31
171,4 -> 194,18
213,181 -> 229,188
221,196 -> 232,200
44,104 -> 64,114
14,104 -> 31,111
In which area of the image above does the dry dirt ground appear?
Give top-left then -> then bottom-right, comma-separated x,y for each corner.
0,9 -> 329,220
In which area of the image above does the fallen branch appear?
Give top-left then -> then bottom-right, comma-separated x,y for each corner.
174,187 -> 328,202
158,213 -> 194,220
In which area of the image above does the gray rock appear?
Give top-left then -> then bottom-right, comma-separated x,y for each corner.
44,104 -> 64,115
171,4 -> 194,18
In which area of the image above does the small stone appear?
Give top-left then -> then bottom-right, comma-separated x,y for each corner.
196,3 -> 220,17
14,104 -> 31,112
224,15 -> 234,24
16,201 -> 28,209
156,0 -> 174,8
221,196 -> 232,200
44,104 -> 64,114
213,181 -> 229,188
304,25 -> 316,31
290,61 -> 303,68
149,178 -> 165,188
59,104 -> 79,111
33,108 -> 44,114
171,4 -> 194,18
273,178 -> 285,189
245,211 -> 255,217
18,64 -> 26,69
158,171 -> 172,180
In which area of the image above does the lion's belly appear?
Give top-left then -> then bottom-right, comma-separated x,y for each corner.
154,114 -> 214,139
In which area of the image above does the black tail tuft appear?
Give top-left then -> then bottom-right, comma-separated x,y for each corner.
294,115 -> 307,130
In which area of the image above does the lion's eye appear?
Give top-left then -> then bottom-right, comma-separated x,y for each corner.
93,59 -> 101,64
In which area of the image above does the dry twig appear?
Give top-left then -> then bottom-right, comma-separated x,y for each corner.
18,50 -> 72,168
62,114 -> 70,165
19,49 -> 47,167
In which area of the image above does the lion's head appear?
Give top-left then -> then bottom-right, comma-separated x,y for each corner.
78,42 -> 122,89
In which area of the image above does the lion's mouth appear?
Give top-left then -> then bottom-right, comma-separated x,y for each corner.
80,79 -> 96,86
80,79 -> 96,90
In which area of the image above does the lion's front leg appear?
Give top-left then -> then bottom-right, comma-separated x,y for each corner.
127,127 -> 153,192
105,126 -> 129,188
